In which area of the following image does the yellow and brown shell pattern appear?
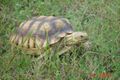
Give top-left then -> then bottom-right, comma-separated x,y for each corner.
10,16 -> 73,50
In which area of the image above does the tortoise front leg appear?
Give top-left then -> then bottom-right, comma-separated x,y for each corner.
57,46 -> 72,55
36,47 -> 52,60
83,41 -> 92,51
57,41 -> 92,56
37,46 -> 72,60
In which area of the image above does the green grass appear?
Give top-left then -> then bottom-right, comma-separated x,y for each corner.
0,0 -> 120,79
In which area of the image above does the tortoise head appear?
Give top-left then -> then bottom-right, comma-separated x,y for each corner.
65,32 -> 89,45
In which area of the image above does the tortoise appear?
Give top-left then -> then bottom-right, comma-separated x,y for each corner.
10,16 -> 90,56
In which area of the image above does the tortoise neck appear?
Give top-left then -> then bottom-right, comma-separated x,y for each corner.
64,33 -> 78,45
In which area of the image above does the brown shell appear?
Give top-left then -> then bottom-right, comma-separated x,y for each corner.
10,16 -> 73,49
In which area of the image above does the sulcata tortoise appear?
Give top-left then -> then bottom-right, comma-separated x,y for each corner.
10,16 -> 90,56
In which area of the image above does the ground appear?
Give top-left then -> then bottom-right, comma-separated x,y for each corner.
0,0 -> 120,80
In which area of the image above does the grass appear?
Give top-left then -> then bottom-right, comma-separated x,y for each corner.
0,0 -> 120,79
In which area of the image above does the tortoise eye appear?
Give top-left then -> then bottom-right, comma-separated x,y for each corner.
67,33 -> 72,35
80,35 -> 84,38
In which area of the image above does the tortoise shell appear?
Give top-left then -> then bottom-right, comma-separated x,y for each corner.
10,16 -> 73,50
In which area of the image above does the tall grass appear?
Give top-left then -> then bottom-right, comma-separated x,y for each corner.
0,0 -> 120,79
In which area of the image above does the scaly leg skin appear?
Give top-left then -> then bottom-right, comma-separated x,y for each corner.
83,41 -> 92,51
32,51 -> 46,74
57,46 -> 72,55
36,48 -> 52,61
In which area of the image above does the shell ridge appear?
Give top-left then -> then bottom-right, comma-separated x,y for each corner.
18,17 -> 46,36
17,21 -> 26,36
33,17 -> 48,37
61,19 -> 73,30
34,17 -> 60,38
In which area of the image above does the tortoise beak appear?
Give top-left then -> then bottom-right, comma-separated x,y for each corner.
84,37 -> 89,42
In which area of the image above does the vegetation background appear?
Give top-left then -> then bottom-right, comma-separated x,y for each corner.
0,0 -> 120,80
